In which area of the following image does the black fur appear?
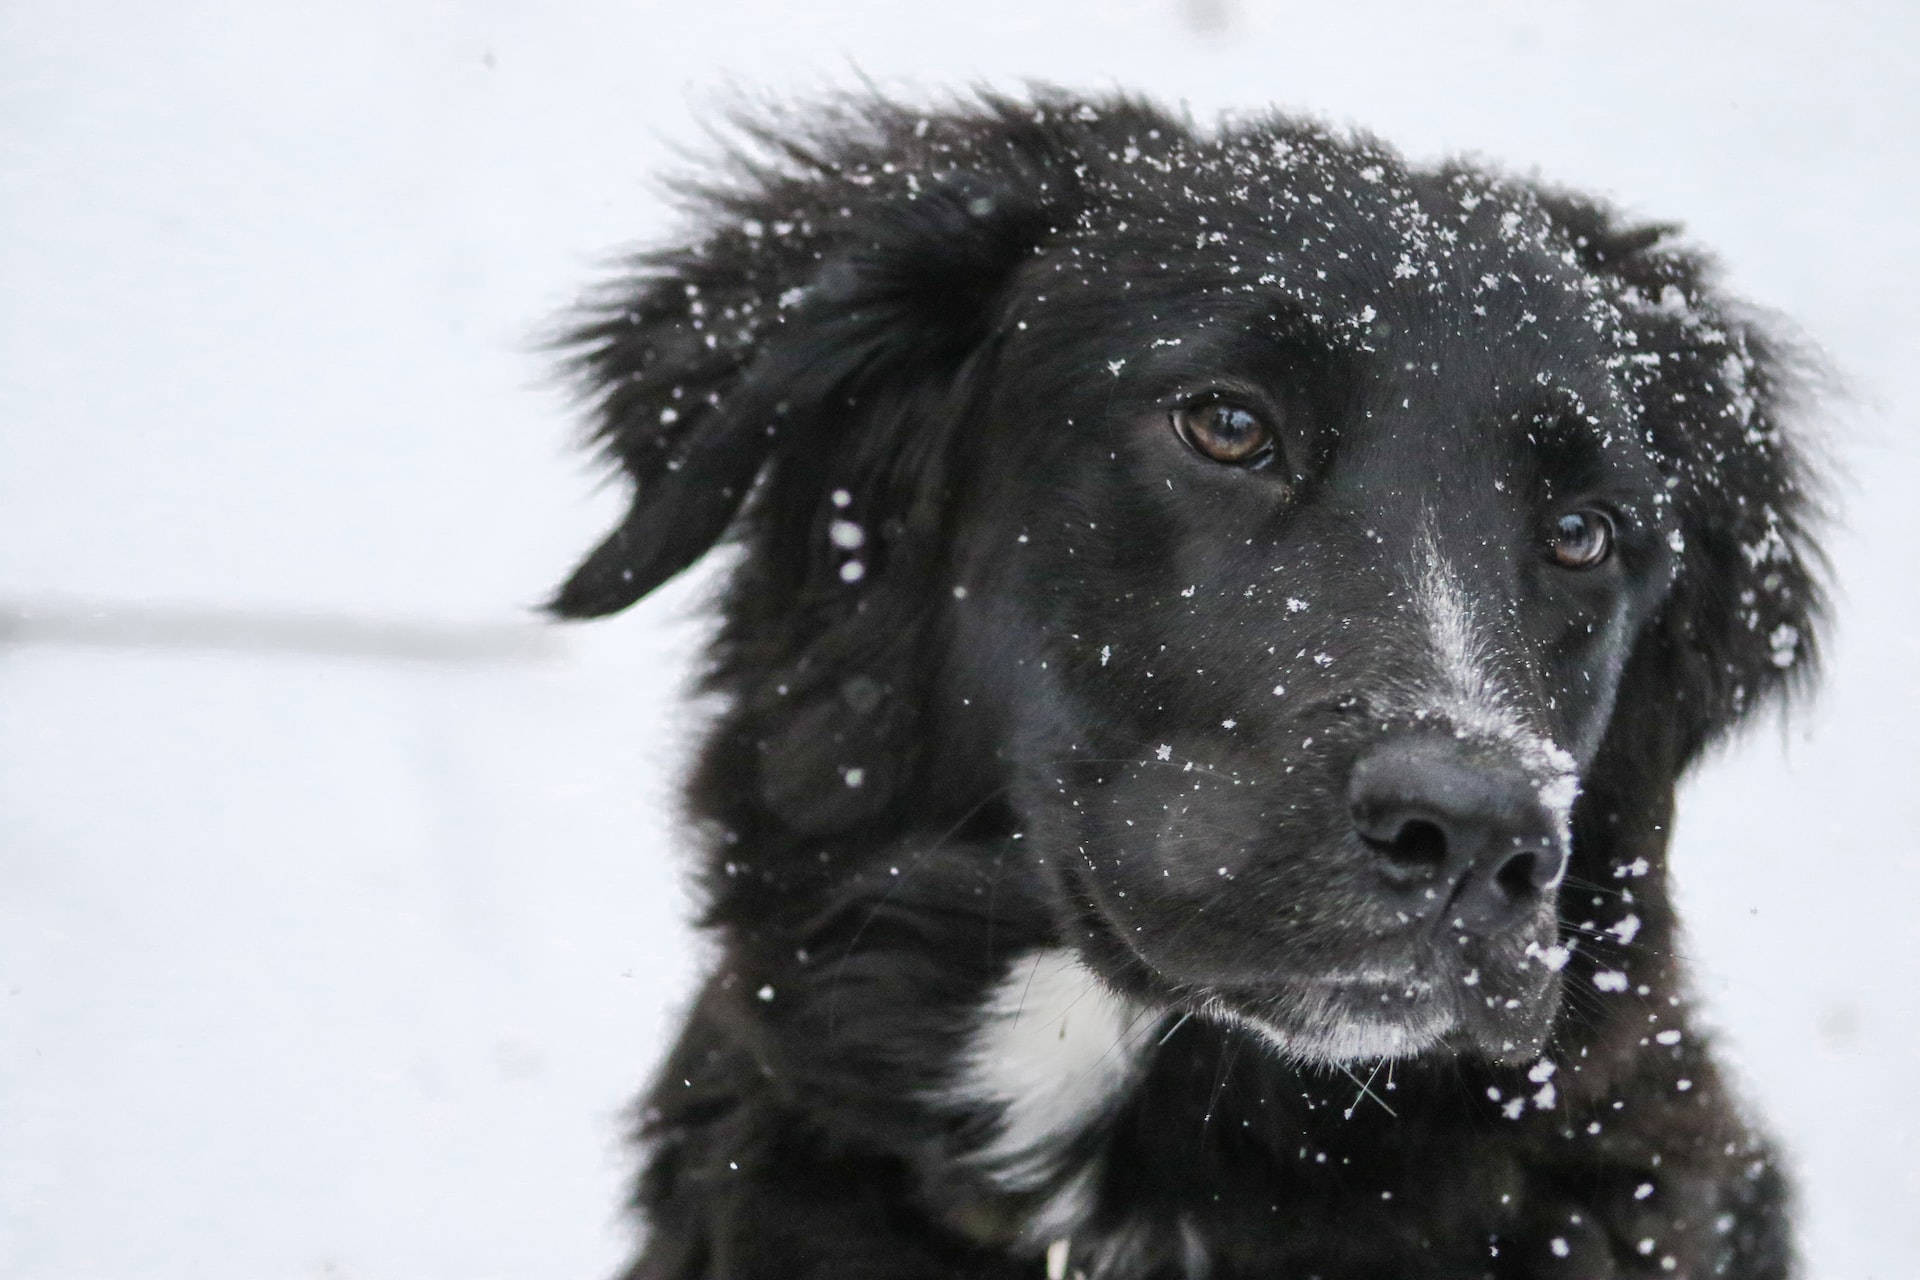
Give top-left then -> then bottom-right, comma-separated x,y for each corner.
552,91 -> 1823,1279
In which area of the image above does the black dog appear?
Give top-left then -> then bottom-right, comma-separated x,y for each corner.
551,91 -> 1822,1279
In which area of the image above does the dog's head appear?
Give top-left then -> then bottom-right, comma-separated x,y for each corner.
554,94 -> 1821,1067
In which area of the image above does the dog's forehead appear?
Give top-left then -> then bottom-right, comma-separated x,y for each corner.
1033,136 -> 1640,461
1064,132 -> 1616,354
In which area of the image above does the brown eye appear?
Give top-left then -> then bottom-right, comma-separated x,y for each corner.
1547,509 -> 1615,570
1171,399 -> 1276,466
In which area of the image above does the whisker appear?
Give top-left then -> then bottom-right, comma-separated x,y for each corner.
1338,1057 -> 1398,1119
1201,1027 -> 1245,1137
823,783 -> 1015,1034
1011,950 -> 1046,1029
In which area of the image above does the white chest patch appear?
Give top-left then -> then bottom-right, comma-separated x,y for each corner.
947,949 -> 1156,1197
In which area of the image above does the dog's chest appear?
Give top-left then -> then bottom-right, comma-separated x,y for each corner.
949,950 -> 1153,1193
942,950 -> 1190,1273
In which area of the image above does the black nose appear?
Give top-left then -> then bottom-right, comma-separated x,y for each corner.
1347,737 -> 1569,937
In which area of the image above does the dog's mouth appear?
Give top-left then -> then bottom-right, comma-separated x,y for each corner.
1065,872 -> 1560,1066
1191,973 -> 1455,1065
1191,960 -> 1558,1067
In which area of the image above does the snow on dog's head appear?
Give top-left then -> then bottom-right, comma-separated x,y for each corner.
553,92 -> 1822,1068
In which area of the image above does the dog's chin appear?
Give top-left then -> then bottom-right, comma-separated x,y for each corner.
1065,881 -> 1561,1067
1187,969 -> 1561,1069
1205,979 -> 1458,1065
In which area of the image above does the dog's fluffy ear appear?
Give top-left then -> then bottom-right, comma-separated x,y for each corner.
548,97 -> 1081,619
1544,196 -> 1827,766
550,94 -> 1152,833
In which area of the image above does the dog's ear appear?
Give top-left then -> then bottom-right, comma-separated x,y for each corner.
1543,196 -> 1827,768
548,98 -> 1077,620
550,95 -> 1136,832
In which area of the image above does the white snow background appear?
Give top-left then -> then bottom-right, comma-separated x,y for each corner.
2,2 -> 1915,1277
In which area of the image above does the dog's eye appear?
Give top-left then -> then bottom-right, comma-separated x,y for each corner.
1546,509 -> 1615,570
1171,399 -> 1275,467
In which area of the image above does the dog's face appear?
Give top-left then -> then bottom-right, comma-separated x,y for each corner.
945,174 -> 1682,1064
553,99 -> 1819,1073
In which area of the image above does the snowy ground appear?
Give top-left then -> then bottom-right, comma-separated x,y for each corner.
2,3 -> 1915,1277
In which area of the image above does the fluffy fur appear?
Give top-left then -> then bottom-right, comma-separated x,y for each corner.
551,91 -> 1823,1279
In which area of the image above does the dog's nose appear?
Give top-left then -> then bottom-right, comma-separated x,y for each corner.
1347,738 -> 1568,936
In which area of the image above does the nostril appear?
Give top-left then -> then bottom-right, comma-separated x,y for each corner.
1349,738 -> 1570,934
1495,849 -> 1543,901
1374,817 -> 1449,874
